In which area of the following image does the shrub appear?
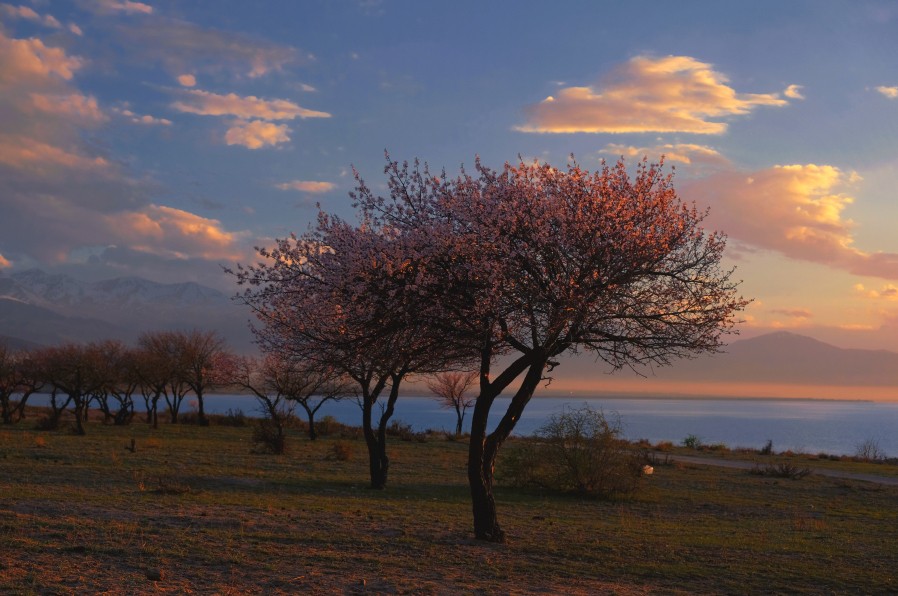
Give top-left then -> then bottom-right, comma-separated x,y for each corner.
750,462 -> 811,480
500,406 -> 643,498
681,434 -> 702,450
327,441 -> 352,462
854,438 -> 886,463
252,419 -> 287,454
387,420 -> 426,442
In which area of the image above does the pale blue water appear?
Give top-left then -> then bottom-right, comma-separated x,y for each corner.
23,393 -> 898,457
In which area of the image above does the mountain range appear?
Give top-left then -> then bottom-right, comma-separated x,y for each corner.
1,269 -> 896,396
0,269 -> 254,352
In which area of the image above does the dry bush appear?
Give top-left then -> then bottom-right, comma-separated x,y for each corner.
500,406 -> 643,498
854,438 -> 886,463
252,419 -> 287,454
750,462 -> 811,480
326,441 -> 352,461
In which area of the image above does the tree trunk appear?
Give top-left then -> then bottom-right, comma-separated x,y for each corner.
196,389 -> 208,426
468,356 -> 547,542
362,374 -> 401,490
73,395 -> 87,436
306,408 -> 318,441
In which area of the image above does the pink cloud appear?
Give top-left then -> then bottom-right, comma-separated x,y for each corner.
518,55 -> 791,134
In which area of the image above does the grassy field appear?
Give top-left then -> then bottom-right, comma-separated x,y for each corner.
1,413 -> 897,595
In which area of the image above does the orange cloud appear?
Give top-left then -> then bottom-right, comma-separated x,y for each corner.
0,253 -> 11,269
0,34 -> 84,82
108,205 -> 242,260
172,89 -> 330,121
518,55 -> 790,134
688,164 -> 898,280
29,93 -> 107,122
0,134 -> 110,171
690,164 -> 854,258
275,180 -> 335,193
600,143 -> 729,167
876,85 -> 898,99
783,84 -> 805,99
854,283 -> 898,300
177,74 -> 196,87
225,120 -> 290,149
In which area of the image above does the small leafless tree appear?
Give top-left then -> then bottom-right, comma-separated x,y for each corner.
0,344 -> 42,424
426,371 -> 477,436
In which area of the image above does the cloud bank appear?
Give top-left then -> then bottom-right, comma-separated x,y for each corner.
687,164 -> 898,280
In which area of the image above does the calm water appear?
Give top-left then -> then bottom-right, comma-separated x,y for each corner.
24,393 -> 898,457
205,394 -> 897,457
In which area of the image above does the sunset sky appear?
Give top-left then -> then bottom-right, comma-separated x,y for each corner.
3,1 -> 898,355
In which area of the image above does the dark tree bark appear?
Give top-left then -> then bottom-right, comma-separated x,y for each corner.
467,355 -> 547,542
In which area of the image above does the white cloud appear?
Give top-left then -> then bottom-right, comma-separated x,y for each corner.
518,55 -> 792,134
225,120 -> 290,149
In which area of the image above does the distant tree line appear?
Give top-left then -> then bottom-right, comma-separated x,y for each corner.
0,330 -> 232,432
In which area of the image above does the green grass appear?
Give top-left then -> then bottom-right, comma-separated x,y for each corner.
1,415 -> 897,594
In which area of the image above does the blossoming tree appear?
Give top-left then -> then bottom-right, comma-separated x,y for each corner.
353,155 -> 748,541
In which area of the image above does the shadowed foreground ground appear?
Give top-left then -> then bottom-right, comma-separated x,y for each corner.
1,419 -> 897,594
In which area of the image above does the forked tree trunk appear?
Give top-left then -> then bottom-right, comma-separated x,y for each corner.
468,357 -> 547,542
360,374 -> 391,489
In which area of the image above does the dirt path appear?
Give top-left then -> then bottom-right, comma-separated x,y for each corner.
664,454 -> 898,486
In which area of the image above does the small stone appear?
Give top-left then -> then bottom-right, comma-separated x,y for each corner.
146,568 -> 163,581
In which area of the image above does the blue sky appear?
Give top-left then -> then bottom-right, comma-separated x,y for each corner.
3,0 -> 898,353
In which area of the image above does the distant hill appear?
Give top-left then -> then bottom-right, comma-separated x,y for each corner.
554,331 -> 898,395
655,331 -> 898,387
0,269 -> 254,352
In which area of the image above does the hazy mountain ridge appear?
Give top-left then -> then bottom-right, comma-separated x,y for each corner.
1,269 -> 896,390
640,331 -> 898,387
0,269 -> 253,351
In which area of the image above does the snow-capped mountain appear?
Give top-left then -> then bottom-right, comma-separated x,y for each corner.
0,269 -> 254,351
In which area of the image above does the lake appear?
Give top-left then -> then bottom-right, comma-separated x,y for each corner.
22,392 -> 898,457
204,394 -> 896,457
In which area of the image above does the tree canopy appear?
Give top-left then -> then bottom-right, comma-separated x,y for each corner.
235,154 -> 748,539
